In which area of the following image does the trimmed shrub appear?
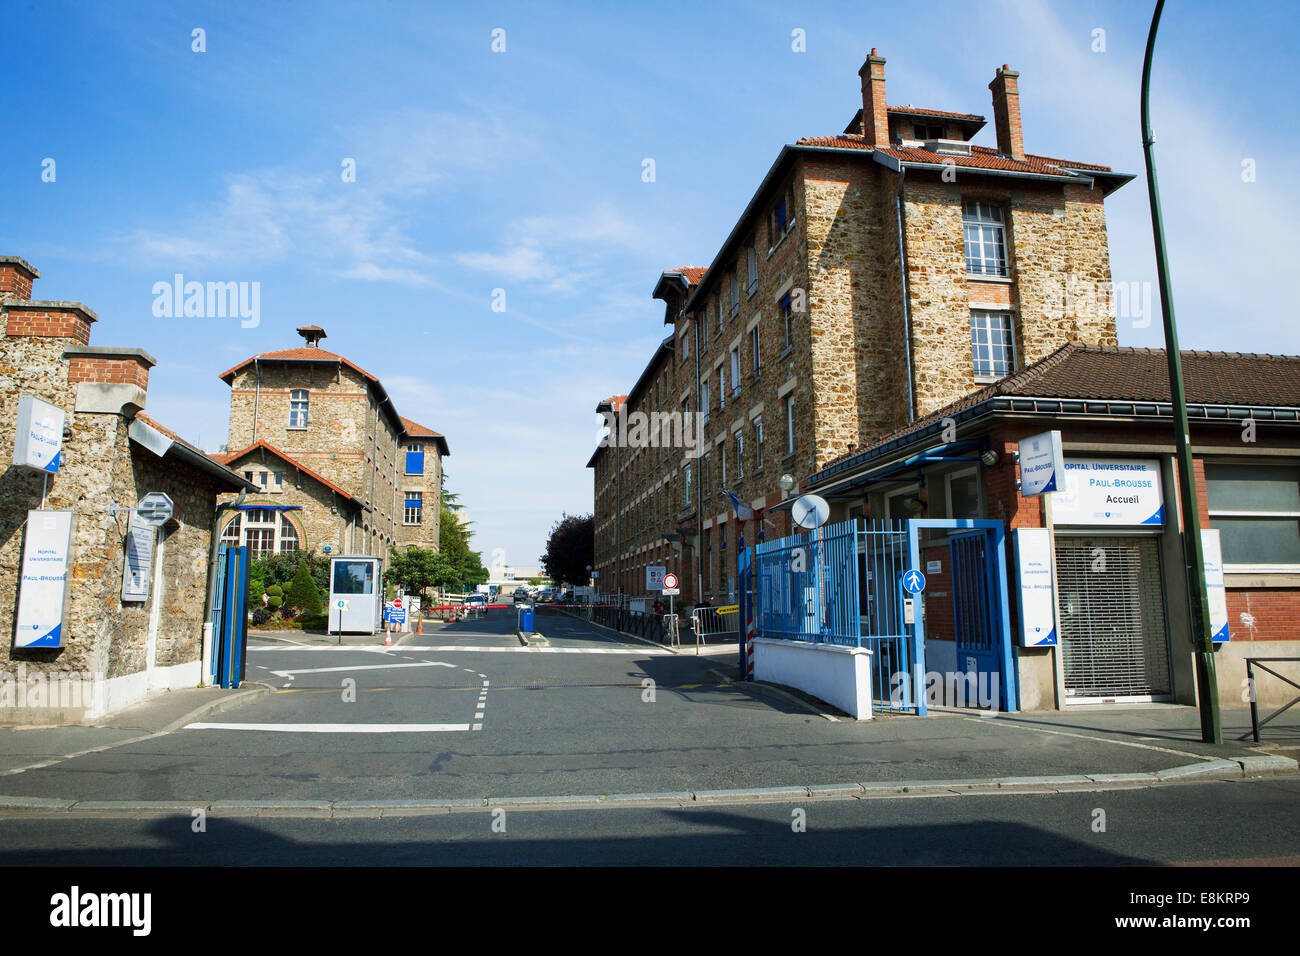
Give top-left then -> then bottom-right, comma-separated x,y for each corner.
285,558 -> 323,616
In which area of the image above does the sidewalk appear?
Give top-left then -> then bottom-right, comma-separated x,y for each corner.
0,681 -> 273,777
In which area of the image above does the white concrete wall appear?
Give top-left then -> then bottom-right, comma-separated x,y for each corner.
753,637 -> 874,719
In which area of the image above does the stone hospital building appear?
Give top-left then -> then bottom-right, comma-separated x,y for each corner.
217,325 -> 449,564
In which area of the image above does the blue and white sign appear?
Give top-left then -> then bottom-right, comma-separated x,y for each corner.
121,513 -> 156,602
1201,528 -> 1230,643
15,510 -> 74,648
902,569 -> 926,594
1018,430 -> 1064,496
1013,528 -> 1057,646
335,599 -> 348,611
1051,459 -> 1164,526
384,604 -> 406,624
13,395 -> 64,474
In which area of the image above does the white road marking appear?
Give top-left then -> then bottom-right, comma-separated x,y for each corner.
268,661 -> 456,678
185,722 -> 472,733
251,645 -> 666,655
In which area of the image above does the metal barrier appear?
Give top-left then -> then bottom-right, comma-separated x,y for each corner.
1245,657 -> 1300,742
754,518 -> 915,714
690,606 -> 738,646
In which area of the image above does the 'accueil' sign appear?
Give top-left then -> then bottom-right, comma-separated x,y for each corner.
1051,458 -> 1164,526
13,395 -> 64,474
1018,430 -> 1064,496
1013,528 -> 1056,646
1201,528 -> 1230,643
14,510 -> 74,648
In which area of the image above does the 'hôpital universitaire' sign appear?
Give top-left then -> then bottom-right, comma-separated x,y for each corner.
14,510 -> 74,648
1051,458 -> 1165,526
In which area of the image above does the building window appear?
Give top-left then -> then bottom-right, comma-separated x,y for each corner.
1206,463 -> 1300,569
289,389 -> 309,428
780,293 -> 793,351
771,188 -> 795,246
702,379 -> 711,424
729,271 -> 739,315
913,123 -> 944,140
730,346 -> 741,397
273,473 -> 283,491
753,416 -> 763,472
944,468 -> 982,518
746,242 -> 758,292
405,443 -> 425,475
405,492 -> 423,525
735,431 -> 745,481
682,464 -> 692,506
971,310 -> 1015,379
750,324 -> 760,378
721,439 -> 727,488
718,365 -> 726,410
963,201 -> 1008,277
702,451 -> 711,497
717,295 -> 724,336
785,395 -> 796,457
220,507 -> 300,557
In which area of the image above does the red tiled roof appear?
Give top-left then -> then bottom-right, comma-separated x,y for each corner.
218,346 -> 379,384
217,440 -> 364,504
673,267 -> 707,286
399,416 -> 442,438
888,105 -> 985,121
817,342 -> 1300,476
797,134 -> 1116,177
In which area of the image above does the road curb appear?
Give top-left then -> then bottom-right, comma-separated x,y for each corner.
160,682 -> 277,734
2,759 -> 1287,816
560,610 -> 678,654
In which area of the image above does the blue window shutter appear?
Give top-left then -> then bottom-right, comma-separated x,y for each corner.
406,450 -> 424,474
405,495 -> 423,509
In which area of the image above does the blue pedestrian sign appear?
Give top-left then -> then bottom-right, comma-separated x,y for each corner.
902,569 -> 927,594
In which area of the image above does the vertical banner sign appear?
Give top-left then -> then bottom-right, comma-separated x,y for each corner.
121,513 -> 156,602
13,395 -> 65,473
1013,528 -> 1057,646
1017,430 -> 1064,496
1201,528 -> 1230,643
15,510 -> 74,648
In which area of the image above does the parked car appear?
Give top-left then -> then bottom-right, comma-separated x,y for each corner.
463,593 -> 488,615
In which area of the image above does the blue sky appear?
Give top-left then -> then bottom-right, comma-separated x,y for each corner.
4,0 -> 1298,568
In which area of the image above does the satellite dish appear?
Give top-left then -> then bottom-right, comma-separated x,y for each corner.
791,494 -> 830,530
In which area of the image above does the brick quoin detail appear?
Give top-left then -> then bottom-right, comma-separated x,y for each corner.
3,308 -> 93,345
67,356 -> 150,390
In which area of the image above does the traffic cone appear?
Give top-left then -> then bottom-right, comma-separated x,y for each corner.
416,617 -> 424,635
384,626 -> 392,647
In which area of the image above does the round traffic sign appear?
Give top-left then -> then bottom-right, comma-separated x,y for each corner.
791,494 -> 830,530
393,598 -> 402,608
663,573 -> 679,590
902,569 -> 927,594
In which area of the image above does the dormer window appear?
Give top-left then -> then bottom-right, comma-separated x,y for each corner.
913,123 -> 945,140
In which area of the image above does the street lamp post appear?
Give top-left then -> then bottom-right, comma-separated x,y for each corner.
1141,0 -> 1221,743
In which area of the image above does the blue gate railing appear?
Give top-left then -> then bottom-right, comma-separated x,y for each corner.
755,519 -> 915,713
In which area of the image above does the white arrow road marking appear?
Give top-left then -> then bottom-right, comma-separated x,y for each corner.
268,661 -> 457,678
185,723 -> 472,733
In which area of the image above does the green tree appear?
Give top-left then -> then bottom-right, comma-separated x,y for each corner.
285,557 -> 323,615
541,513 -> 594,586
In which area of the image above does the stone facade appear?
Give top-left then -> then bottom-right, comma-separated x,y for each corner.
1,257 -> 253,723
219,331 -> 447,563
589,50 -> 1128,608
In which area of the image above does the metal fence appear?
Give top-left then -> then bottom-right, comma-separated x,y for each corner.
690,606 -> 738,644
755,518 -> 915,713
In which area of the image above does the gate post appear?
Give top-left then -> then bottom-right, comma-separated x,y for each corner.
738,534 -> 755,680
905,520 -> 927,716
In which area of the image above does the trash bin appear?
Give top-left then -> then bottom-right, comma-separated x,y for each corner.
519,605 -> 535,634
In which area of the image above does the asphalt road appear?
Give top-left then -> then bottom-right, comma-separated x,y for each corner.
0,778 -> 1296,866
0,609 -> 1292,804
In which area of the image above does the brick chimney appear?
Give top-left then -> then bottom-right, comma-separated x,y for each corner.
0,256 -> 39,300
63,345 -> 155,415
989,65 -> 1025,160
858,49 -> 889,147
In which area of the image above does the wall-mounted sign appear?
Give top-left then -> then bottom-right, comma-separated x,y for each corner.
1051,459 -> 1164,526
13,395 -> 65,474
646,566 -> 666,591
14,510 -> 74,648
1018,430 -> 1064,496
121,513 -> 157,602
1013,528 -> 1056,646
1201,528 -> 1230,643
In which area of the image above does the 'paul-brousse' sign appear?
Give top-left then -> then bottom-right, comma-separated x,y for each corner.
1051,459 -> 1164,526
1017,430 -> 1064,496
15,510 -> 74,648
13,395 -> 64,474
